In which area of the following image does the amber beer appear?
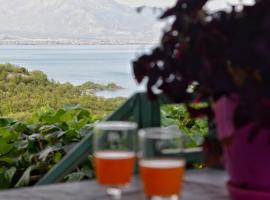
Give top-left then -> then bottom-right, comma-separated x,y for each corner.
95,150 -> 135,186
140,159 -> 186,197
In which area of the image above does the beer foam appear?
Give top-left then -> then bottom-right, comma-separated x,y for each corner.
139,159 -> 185,168
95,151 -> 135,159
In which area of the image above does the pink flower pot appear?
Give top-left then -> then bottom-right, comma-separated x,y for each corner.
228,182 -> 270,200
214,95 -> 270,199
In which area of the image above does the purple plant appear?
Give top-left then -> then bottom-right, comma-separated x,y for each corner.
133,0 -> 270,131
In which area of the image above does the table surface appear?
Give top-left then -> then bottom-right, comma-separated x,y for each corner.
0,169 -> 229,200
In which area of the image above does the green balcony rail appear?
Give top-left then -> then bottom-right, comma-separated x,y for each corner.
36,92 -> 204,186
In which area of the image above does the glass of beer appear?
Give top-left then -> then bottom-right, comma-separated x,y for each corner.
93,121 -> 137,199
139,127 -> 186,200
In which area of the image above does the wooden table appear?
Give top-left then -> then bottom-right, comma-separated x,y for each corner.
0,169 -> 229,200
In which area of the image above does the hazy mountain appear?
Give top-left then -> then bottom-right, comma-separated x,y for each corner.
115,0 -> 176,8
0,0 -> 164,44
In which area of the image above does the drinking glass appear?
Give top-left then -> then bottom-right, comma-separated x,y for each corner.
139,127 -> 186,200
93,121 -> 137,199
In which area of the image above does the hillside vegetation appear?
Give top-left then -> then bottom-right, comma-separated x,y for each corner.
0,63 -> 125,188
0,63 -> 124,121
0,64 -> 207,188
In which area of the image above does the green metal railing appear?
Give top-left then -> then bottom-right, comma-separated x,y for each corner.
36,92 -> 204,186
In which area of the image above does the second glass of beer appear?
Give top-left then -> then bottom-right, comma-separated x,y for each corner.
94,121 -> 137,199
139,127 -> 186,200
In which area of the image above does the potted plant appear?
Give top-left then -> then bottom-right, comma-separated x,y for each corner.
133,0 -> 270,199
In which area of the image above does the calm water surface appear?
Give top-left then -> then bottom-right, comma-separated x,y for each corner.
0,45 -> 153,97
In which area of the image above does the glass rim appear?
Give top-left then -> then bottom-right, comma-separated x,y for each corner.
139,127 -> 182,139
94,121 -> 137,131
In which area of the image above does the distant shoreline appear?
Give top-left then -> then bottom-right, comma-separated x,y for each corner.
0,40 -> 158,46
0,44 -> 143,98
0,43 -> 156,46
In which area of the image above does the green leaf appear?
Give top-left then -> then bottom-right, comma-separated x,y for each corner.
0,118 -> 15,127
44,131 -> 65,143
0,127 -> 11,139
0,140 -> 14,155
63,129 -> 78,141
48,109 -> 66,123
62,143 -> 77,153
38,109 -> 66,124
40,115 -> 58,125
5,167 -> 16,185
26,124 -> 39,131
81,167 -> 93,178
19,151 -> 35,165
77,110 -> 90,120
64,172 -> 85,182
15,165 -> 36,188
60,110 -> 76,123
39,125 -> 60,135
0,157 -> 14,165
0,167 -> 16,189
53,152 -> 62,163
14,140 -> 29,150
161,117 -> 177,127
64,104 -> 80,111
78,125 -> 93,138
12,122 -> 29,133
56,130 -> 65,138
38,145 -> 62,161
0,173 -> 6,189
0,127 -> 18,141
28,133 -> 42,141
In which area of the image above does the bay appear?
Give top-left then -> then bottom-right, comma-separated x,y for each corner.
0,45 -> 153,97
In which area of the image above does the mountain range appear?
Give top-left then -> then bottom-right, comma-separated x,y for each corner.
0,0 -> 165,44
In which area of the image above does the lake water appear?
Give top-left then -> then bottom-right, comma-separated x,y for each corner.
0,45 -> 154,97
